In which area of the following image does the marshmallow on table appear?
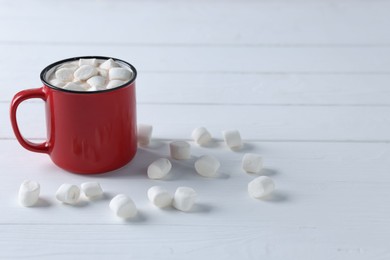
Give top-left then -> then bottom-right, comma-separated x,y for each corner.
109,67 -> 132,81
100,58 -> 119,70
74,65 -> 98,81
18,180 -> 40,207
137,124 -> 153,145
173,187 -> 197,212
79,58 -> 98,67
147,186 -> 172,208
81,182 -> 103,199
147,158 -> 172,179
223,129 -> 242,150
106,80 -> 126,89
55,68 -> 74,82
248,176 -> 275,199
87,76 -> 106,89
170,141 -> 191,160
242,153 -> 263,173
194,155 -> 220,178
63,82 -> 86,92
192,127 -> 212,146
109,194 -> 137,219
56,184 -> 80,204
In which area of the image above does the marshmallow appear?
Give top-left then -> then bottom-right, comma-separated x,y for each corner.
173,187 -> 197,212
170,141 -> 191,160
109,194 -> 137,218
192,127 -> 212,146
223,129 -> 242,150
18,180 -> 40,207
100,58 -> 119,70
49,78 -> 66,88
55,68 -> 74,82
87,76 -> 106,89
242,153 -> 263,173
63,82 -> 86,92
81,182 -> 103,199
79,58 -> 98,67
74,65 -> 98,81
56,184 -> 80,204
106,80 -> 126,89
97,68 -> 108,77
137,124 -> 153,145
147,158 -> 172,179
248,176 -> 275,199
147,186 -> 172,208
194,155 -> 220,177
109,67 -> 132,81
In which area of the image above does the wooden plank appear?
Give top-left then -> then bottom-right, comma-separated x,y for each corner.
4,74 -> 390,106
2,103 -> 390,141
0,1 -> 389,45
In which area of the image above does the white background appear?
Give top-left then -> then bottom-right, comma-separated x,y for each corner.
0,0 -> 390,259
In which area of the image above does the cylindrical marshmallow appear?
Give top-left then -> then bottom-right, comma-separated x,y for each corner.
223,129 -> 242,150
192,127 -> 212,146
194,155 -> 220,177
147,158 -> 172,179
79,58 -> 98,67
109,67 -> 132,81
81,182 -> 103,199
170,141 -> 191,160
97,68 -> 108,78
106,80 -> 126,89
55,68 -> 74,82
137,124 -> 153,145
109,194 -> 137,219
87,76 -> 106,89
56,184 -> 80,204
173,187 -> 197,212
248,176 -> 275,199
63,82 -> 86,91
74,65 -> 98,81
18,180 -> 40,207
242,153 -> 263,173
147,186 -> 172,208
100,58 -> 119,70
49,78 -> 66,88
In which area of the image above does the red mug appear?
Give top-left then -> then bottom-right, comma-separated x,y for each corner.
10,56 -> 138,174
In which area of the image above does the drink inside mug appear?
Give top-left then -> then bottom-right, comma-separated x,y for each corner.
43,57 -> 135,92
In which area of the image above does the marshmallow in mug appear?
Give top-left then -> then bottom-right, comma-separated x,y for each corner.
47,58 -> 134,91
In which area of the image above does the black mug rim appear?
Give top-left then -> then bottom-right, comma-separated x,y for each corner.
40,56 -> 137,94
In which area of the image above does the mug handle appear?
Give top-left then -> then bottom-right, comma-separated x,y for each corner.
10,87 -> 50,154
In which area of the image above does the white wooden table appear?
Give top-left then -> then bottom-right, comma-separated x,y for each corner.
1,0 -> 390,259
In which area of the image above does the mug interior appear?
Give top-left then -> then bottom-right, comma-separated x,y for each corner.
40,56 -> 137,94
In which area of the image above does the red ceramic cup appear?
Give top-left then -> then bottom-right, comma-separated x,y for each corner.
10,56 -> 138,174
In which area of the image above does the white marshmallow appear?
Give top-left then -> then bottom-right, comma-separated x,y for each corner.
56,184 -> 80,204
242,153 -> 263,173
194,155 -> 220,177
79,58 -> 98,67
109,194 -> 137,218
192,127 -> 212,146
109,67 -> 132,81
147,158 -> 172,179
81,182 -> 103,199
147,186 -> 172,208
87,76 -> 106,89
97,68 -> 108,77
170,141 -> 191,160
173,187 -> 197,212
74,65 -> 98,81
223,129 -> 242,150
18,180 -> 40,207
137,124 -> 153,145
248,176 -> 275,199
100,58 -> 119,70
49,78 -> 66,88
63,82 -> 86,92
58,62 -> 78,70
106,80 -> 126,89
55,68 -> 74,82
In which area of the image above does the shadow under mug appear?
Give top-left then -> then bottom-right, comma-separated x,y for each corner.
10,56 -> 138,174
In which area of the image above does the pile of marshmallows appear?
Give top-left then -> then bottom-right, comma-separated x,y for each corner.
18,125 -> 275,219
48,58 -> 133,91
